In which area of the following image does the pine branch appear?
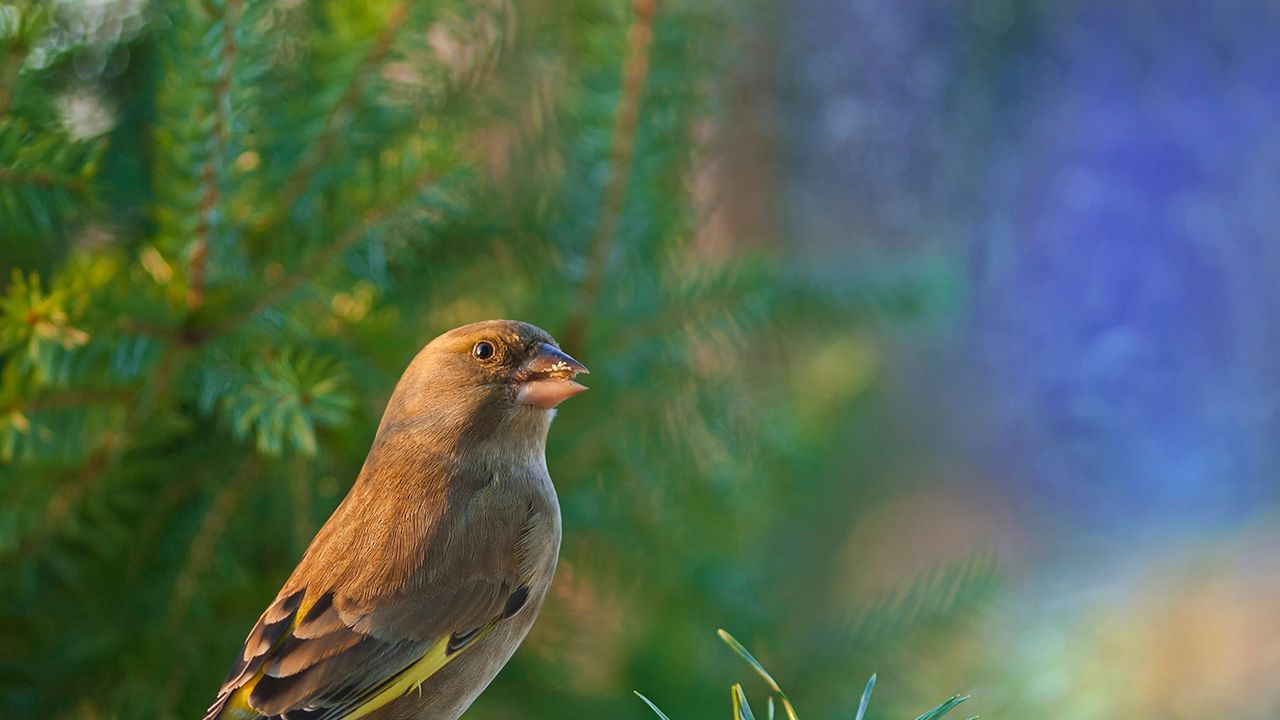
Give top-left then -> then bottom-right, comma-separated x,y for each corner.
187,0 -> 243,312
210,165 -> 440,338
0,119 -> 101,242
562,0 -> 660,350
260,1 -> 411,231
844,548 -> 1001,646
6,344 -> 183,563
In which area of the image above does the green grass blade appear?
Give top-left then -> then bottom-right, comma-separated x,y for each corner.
718,629 -> 784,693
732,684 -> 758,720
717,629 -> 799,720
912,694 -> 970,720
854,674 -> 876,720
634,691 -> 674,720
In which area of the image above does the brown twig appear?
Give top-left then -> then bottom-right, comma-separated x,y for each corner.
0,166 -> 90,195
118,316 -> 184,340
6,387 -> 135,414
0,31 -> 27,117
187,0 -> 242,312
561,0 -> 660,350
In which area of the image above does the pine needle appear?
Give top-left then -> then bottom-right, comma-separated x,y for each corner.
633,691 -> 673,720
732,684 -> 757,720
855,674 -> 877,720
717,629 -> 799,720
911,694 -> 971,720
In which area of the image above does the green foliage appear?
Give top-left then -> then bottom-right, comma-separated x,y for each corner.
636,631 -> 971,720
0,0 -> 979,718
0,270 -> 90,377
847,549 -> 1002,646
201,348 -> 355,456
0,119 -> 103,242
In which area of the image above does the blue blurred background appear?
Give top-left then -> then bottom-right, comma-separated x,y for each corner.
753,0 -> 1280,715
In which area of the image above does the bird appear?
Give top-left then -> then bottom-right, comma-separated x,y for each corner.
204,319 -> 588,720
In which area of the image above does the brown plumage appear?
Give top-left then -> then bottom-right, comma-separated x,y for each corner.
204,320 -> 588,720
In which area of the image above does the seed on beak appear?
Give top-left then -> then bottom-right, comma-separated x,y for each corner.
516,343 -> 589,409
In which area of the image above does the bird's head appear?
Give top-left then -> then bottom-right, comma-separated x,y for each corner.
377,320 -> 588,456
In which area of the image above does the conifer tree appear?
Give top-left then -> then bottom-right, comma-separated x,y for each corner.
0,1 -> 985,718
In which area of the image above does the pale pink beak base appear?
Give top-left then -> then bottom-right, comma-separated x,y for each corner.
516,378 -> 589,409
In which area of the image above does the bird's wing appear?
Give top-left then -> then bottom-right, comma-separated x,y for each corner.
205,576 -> 531,720
204,481 -> 542,720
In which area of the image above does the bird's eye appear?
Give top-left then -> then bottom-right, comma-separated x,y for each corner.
472,341 -> 496,361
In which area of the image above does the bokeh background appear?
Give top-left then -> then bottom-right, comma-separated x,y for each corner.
3,0 -> 1279,718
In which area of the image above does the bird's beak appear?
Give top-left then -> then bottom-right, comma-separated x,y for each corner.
515,343 -> 589,409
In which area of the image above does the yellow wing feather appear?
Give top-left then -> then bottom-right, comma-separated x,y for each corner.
219,593 -> 318,719
345,621 -> 501,720
219,592 -> 503,720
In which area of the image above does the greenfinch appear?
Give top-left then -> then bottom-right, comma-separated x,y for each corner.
204,320 -> 588,720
